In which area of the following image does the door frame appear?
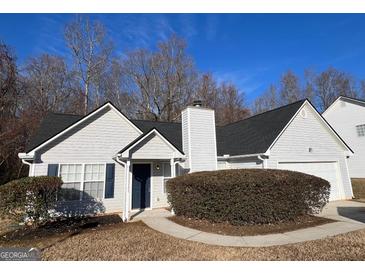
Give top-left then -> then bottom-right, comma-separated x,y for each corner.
130,162 -> 153,211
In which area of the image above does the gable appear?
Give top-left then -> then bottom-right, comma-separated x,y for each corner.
37,106 -> 141,162
270,103 -> 352,156
129,132 -> 176,159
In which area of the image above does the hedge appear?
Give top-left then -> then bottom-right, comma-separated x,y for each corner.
166,169 -> 330,225
0,176 -> 63,225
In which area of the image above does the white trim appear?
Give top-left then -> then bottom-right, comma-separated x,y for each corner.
344,156 -> 354,198
266,100 -> 353,156
119,128 -> 185,159
27,102 -> 143,154
211,110 -> 218,170
58,163 -> 107,201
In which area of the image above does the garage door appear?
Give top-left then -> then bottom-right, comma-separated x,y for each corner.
277,162 -> 342,201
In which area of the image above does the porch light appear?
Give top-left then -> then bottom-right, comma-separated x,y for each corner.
156,164 -> 160,170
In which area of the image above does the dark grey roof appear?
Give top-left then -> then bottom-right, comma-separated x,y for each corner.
25,112 -> 82,152
216,100 -> 306,156
131,120 -> 182,152
26,100 -> 307,155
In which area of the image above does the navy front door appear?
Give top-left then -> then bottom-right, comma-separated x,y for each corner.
132,164 -> 151,209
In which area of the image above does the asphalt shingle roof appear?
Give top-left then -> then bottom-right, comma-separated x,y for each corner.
216,100 -> 306,156
26,100 -> 306,156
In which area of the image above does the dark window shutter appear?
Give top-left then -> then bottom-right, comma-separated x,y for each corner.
105,163 -> 115,198
47,164 -> 59,176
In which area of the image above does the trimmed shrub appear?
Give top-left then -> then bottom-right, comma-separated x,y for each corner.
0,176 -> 63,225
167,169 -> 330,225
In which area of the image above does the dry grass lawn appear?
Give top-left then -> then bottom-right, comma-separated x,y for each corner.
1,220 -> 365,260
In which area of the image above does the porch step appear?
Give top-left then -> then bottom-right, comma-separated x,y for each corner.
129,208 -> 173,222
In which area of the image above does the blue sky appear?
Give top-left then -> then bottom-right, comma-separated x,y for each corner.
1,13 -> 365,103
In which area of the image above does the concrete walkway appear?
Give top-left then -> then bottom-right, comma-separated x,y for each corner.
142,201 -> 365,247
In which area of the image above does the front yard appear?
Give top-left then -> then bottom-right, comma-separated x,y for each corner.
1,216 -> 365,260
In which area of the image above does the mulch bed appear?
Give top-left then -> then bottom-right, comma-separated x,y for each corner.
0,214 -> 122,250
169,215 -> 335,236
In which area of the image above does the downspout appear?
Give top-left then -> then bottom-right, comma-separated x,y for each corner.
21,159 -> 34,176
257,155 -> 267,169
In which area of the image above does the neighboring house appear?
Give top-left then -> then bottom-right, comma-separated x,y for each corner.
19,99 -> 354,220
323,96 -> 365,179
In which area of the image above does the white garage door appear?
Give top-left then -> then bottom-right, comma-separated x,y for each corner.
278,162 -> 342,201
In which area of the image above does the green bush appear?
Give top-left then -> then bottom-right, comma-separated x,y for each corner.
167,169 -> 330,225
0,176 -> 63,225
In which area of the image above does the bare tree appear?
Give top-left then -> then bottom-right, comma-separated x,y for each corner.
102,59 -> 136,117
65,15 -> 113,114
20,54 -> 80,116
0,43 -> 27,184
312,67 -> 357,111
216,82 -> 250,125
280,70 -> 301,105
0,43 -> 18,118
121,35 -> 198,121
252,84 -> 278,114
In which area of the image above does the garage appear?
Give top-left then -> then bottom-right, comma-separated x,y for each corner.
278,162 -> 343,201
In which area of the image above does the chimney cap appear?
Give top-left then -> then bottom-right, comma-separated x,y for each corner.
192,100 -> 203,107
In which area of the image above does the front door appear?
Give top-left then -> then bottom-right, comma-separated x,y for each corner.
132,164 -> 151,209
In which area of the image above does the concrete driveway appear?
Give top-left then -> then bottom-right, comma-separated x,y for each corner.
318,200 -> 365,224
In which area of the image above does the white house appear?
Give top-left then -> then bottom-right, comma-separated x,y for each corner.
19,99 -> 354,220
323,96 -> 365,179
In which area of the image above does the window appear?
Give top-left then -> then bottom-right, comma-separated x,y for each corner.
59,164 -> 82,201
83,164 -> 105,200
58,163 -> 106,201
162,162 -> 171,193
356,124 -> 365,137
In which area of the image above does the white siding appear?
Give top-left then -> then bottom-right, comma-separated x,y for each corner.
181,110 -> 190,169
182,106 -> 217,172
268,103 -> 353,199
323,100 -> 365,178
130,134 -> 175,159
34,106 -> 141,213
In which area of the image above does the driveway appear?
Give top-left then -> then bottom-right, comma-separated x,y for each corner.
318,200 -> 365,224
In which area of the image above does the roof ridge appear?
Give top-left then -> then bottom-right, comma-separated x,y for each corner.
220,99 -> 307,128
339,95 -> 365,104
131,119 -> 181,124
48,111 -> 83,117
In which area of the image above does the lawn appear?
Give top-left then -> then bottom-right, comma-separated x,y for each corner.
1,216 -> 365,260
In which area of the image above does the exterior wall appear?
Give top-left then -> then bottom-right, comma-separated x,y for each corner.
323,100 -> 365,178
268,103 -> 353,199
130,134 -> 175,159
33,106 -> 141,213
182,106 -> 217,172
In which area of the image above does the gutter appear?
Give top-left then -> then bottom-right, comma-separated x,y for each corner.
18,152 -> 35,176
217,152 -> 270,169
217,152 -> 269,160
